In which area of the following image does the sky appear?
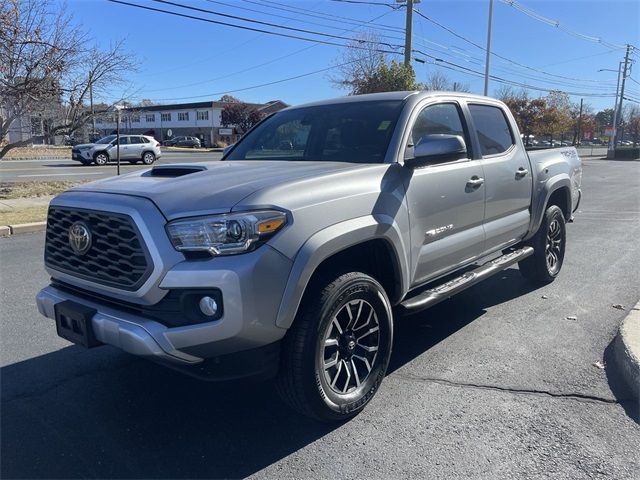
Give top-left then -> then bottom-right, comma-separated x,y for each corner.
62,0 -> 640,112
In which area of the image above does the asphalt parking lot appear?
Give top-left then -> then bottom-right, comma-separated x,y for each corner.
1,159 -> 638,479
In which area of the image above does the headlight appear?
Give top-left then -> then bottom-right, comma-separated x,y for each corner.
166,210 -> 287,256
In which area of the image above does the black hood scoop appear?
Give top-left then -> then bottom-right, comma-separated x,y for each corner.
145,165 -> 208,177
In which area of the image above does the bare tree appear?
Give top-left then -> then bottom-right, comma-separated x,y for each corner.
423,71 -> 450,91
331,31 -> 387,95
0,0 -> 136,158
423,71 -> 470,92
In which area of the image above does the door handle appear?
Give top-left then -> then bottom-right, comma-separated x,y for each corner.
515,167 -> 529,178
466,176 -> 484,188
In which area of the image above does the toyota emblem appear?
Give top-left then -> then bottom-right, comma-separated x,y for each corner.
68,222 -> 92,255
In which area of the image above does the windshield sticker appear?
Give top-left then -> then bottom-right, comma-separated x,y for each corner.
377,120 -> 391,130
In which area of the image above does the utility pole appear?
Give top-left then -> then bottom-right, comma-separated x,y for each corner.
614,44 -> 632,147
483,0 -> 494,96
576,98 -> 583,146
403,0 -> 414,66
607,61 -> 623,159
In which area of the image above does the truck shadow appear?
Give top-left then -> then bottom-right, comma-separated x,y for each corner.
1,269 -> 536,479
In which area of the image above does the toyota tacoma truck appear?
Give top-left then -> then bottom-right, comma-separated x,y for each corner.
37,91 -> 582,421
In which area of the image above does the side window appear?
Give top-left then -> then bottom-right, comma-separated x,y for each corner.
113,137 -> 129,145
411,103 -> 466,142
407,102 -> 469,162
468,104 -> 514,156
129,136 -> 143,144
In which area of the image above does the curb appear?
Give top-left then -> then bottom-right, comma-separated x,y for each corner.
612,301 -> 640,400
0,222 -> 46,237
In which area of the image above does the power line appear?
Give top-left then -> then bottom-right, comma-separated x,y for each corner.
202,0 -> 402,40
329,0 -> 397,5
413,8 -> 617,85
145,9 -> 399,93
147,60 -> 360,102
500,0 -> 633,50
107,0 -> 402,53
241,0 -> 404,34
151,0 -> 400,48
412,48 -> 616,98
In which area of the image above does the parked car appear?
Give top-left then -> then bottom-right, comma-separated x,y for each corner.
71,135 -> 161,165
38,91 -> 582,421
163,136 -> 201,148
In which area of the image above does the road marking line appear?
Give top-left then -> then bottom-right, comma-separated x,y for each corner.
16,172 -> 106,177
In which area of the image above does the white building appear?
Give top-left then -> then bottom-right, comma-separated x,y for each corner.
94,100 -> 287,147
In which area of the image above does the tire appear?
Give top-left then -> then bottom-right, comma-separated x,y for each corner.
518,204 -> 566,284
94,152 -> 109,166
277,272 -> 393,422
141,151 -> 156,165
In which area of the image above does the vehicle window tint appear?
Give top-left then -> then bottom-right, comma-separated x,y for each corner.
129,136 -> 144,144
245,119 -> 311,159
114,137 -> 129,145
411,103 -> 466,146
468,104 -> 514,156
227,100 -> 403,163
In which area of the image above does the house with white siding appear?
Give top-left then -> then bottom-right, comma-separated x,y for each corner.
94,100 -> 287,147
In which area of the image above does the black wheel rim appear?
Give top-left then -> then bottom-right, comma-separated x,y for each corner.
545,218 -> 563,274
321,299 -> 380,395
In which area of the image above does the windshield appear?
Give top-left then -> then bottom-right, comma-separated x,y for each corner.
226,100 -> 404,163
95,135 -> 116,144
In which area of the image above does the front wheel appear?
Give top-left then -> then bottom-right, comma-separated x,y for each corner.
94,152 -> 109,166
277,272 -> 393,422
518,204 -> 566,284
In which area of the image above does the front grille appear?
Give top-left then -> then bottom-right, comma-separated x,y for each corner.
45,207 -> 152,290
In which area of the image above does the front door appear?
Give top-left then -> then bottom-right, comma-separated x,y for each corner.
108,136 -> 131,160
404,101 -> 486,287
466,103 -> 533,253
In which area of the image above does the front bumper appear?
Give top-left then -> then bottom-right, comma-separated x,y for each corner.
37,246 -> 293,379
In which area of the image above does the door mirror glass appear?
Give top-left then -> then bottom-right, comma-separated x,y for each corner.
406,134 -> 467,166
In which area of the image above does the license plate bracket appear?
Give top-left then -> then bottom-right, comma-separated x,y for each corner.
54,300 -> 101,348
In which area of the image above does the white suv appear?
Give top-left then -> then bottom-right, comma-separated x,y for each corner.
72,135 -> 162,166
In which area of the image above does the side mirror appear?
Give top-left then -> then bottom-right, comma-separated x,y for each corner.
405,134 -> 467,167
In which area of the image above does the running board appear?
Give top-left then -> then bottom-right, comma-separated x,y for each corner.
400,246 -> 534,312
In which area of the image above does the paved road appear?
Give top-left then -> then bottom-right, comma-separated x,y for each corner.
1,159 -> 639,479
0,150 -> 223,182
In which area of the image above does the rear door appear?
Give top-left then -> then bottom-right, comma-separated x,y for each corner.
129,136 -> 145,159
466,103 -> 533,253
403,100 -> 486,287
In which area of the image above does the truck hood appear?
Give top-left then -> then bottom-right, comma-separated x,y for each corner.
69,160 -> 369,219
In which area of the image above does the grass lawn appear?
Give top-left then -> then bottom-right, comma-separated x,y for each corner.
0,181 -> 83,199
0,206 -> 48,225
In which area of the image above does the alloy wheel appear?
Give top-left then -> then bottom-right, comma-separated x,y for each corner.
321,299 -> 380,395
545,218 -> 563,274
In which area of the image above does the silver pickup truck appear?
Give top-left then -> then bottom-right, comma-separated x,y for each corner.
37,91 -> 582,421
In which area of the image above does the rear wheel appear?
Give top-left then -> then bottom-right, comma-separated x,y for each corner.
277,272 -> 393,422
518,204 -> 566,284
142,151 -> 156,165
94,152 -> 109,166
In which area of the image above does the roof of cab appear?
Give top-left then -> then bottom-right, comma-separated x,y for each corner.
285,90 -> 500,110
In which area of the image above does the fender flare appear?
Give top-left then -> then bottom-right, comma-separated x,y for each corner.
526,174 -> 571,239
274,215 -> 410,329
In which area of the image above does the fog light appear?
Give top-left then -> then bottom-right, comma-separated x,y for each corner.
199,296 -> 218,317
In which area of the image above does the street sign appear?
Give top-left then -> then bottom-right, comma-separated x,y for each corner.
167,129 -> 172,137
605,127 -> 615,136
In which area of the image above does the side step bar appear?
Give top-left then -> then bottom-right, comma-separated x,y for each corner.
400,246 -> 534,313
